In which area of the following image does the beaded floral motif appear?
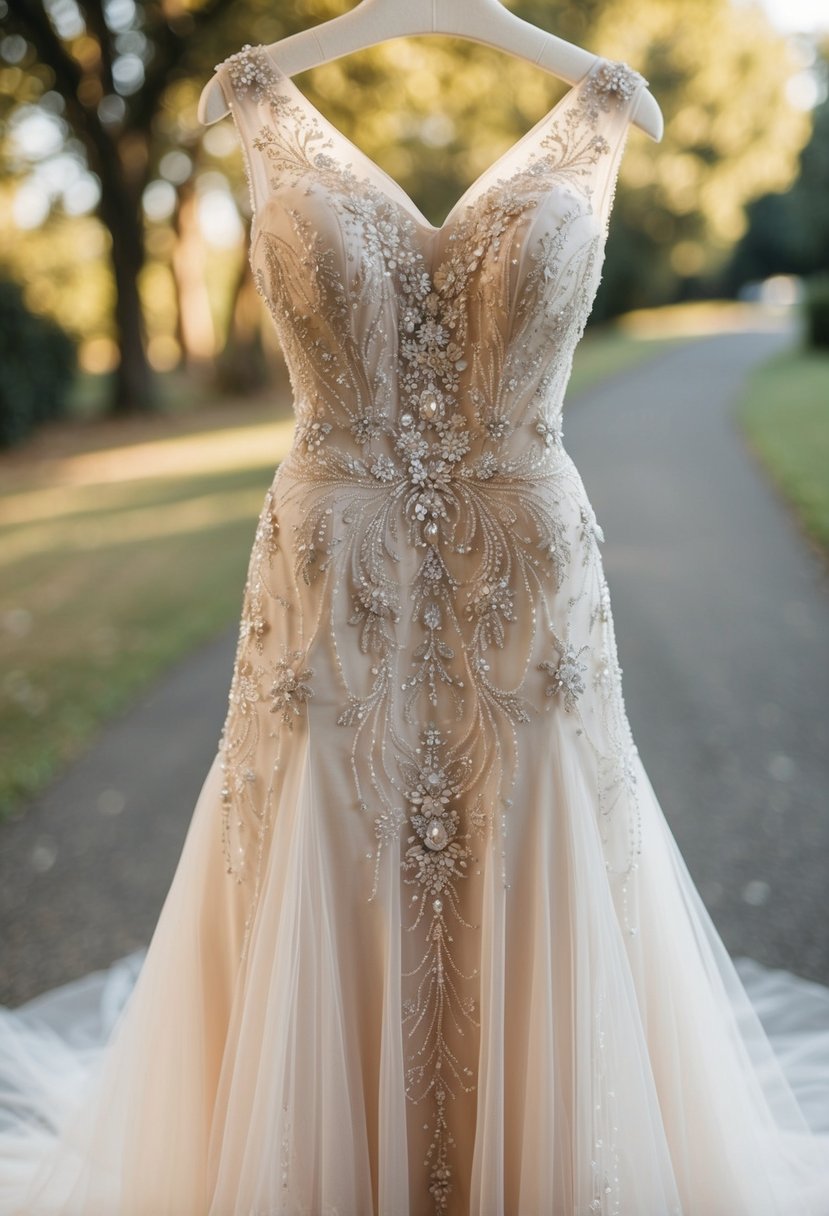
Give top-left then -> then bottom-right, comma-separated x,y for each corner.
268,650 -> 314,726
585,59 -> 649,113
539,639 -> 590,712
214,42 -> 648,1215
399,722 -> 479,1208
218,42 -> 278,104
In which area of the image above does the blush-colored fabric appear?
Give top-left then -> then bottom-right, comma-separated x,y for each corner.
1,44 -> 828,1216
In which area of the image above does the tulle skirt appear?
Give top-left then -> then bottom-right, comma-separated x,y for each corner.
1,713 -> 829,1215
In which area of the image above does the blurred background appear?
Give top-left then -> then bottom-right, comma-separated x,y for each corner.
0,0 -> 827,1003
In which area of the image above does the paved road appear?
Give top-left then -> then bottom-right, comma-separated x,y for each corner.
566,325 -> 829,982
0,630 -> 237,1004
2,323 -> 828,1005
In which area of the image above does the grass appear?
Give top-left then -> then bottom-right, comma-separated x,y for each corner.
0,325 -> 683,818
567,324 -> 682,395
737,343 -> 829,558
0,396 -> 296,817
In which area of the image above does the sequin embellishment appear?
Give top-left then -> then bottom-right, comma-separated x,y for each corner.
213,43 -> 649,1214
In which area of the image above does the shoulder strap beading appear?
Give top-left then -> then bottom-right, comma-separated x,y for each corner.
212,44 -> 284,227
584,59 -> 649,114
581,58 -> 650,238
215,43 -> 281,105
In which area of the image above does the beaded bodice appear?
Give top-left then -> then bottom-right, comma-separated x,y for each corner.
212,43 -> 650,1216
217,46 -> 646,482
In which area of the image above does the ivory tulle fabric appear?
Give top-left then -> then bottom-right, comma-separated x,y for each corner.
2,44 -> 829,1216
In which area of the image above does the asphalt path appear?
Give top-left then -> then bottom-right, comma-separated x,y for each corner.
0,630 -> 236,1004
1,323 -> 827,1005
565,324 -> 829,983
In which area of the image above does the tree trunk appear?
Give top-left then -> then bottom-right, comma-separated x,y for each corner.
216,245 -> 270,396
112,233 -> 157,413
172,180 -> 217,368
5,0 -> 243,416
97,159 -> 157,415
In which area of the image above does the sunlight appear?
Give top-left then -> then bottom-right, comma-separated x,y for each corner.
0,418 -> 296,527
0,485 -> 271,566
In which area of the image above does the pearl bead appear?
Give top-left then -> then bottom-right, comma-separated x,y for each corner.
425,820 -> 448,850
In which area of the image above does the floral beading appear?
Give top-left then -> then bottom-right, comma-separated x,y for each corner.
213,42 -> 649,1214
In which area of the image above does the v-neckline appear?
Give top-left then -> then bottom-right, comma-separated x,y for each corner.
256,46 -> 606,236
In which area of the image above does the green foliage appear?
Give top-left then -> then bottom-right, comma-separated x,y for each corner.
803,274 -> 829,350
204,0 -> 814,318
590,0 -> 812,311
0,0 -> 817,371
739,345 -> 829,557
724,72 -> 829,291
0,278 -> 76,447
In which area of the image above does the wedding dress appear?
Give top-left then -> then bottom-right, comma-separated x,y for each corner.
1,44 -> 829,1216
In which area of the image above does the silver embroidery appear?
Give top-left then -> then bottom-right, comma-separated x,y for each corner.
585,59 -> 649,112
218,42 -> 279,104
539,639 -> 590,712
213,43 -> 648,1213
400,722 -> 478,1210
267,650 -> 314,726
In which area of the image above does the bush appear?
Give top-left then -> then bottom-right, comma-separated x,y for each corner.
0,279 -> 76,447
803,273 -> 829,351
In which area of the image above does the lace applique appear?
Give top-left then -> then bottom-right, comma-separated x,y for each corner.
267,650 -> 314,726
539,639 -> 590,712
585,59 -> 650,113
218,42 -> 279,104
214,43 -> 649,1212
399,722 -> 479,1207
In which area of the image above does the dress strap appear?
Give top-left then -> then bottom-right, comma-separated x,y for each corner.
579,59 -> 650,238
213,44 -> 283,225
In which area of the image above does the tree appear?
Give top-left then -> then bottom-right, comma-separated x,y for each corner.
0,0 -> 814,411
227,0 -> 810,318
2,0 -> 236,413
721,46 -> 829,290
581,0 -> 813,315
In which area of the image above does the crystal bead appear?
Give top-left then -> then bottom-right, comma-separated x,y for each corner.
425,820 -> 448,850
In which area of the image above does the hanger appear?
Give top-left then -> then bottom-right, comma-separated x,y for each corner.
197,0 -> 663,141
